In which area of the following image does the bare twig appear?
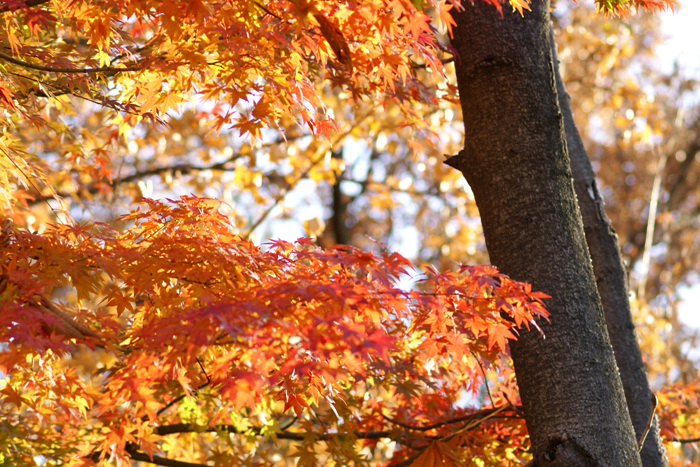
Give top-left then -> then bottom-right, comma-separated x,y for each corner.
637,392 -> 657,451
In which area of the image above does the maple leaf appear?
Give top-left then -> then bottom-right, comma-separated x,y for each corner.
509,0 -> 531,16
12,189 -> 35,208
486,323 -> 515,353
408,440 -> 466,467
0,81 -> 17,109
315,117 -> 339,140
437,1 -> 457,38
0,383 -> 31,409
404,11 -> 432,39
23,9 -> 56,35
279,390 -> 310,417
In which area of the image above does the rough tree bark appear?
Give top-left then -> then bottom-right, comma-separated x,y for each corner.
446,2 -> 641,464
550,30 -> 667,466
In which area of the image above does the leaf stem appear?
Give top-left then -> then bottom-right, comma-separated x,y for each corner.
471,349 -> 496,409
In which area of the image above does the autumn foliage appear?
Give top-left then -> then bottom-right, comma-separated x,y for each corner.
0,0 -> 697,465
0,195 -> 550,465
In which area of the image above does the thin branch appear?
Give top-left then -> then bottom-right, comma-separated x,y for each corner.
380,404 -> 520,432
1,146 -> 58,215
673,436 -> 700,444
153,422 -> 391,441
7,70 -> 146,116
110,407 -> 519,464
244,109 -> 375,239
156,381 -> 210,417
0,0 -> 50,12
109,34 -> 163,66
196,358 -> 210,384
244,151 -> 327,238
500,391 -> 525,418
665,135 -> 699,210
28,133 -> 313,206
254,1 -> 281,20
627,130 -> 700,271
106,409 -> 522,467
5,70 -> 71,97
29,158 -> 241,206
0,49 -> 141,74
151,358 -> 213,416
628,108 -> 691,275
279,416 -> 298,432
341,177 -> 443,199
379,412 -> 418,430
440,404 -> 510,443
638,146 -> 667,300
386,405 -> 516,467
127,449 -> 209,467
637,392 -> 657,451
330,149 -> 350,245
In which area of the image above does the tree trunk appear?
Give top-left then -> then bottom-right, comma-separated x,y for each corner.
549,29 -> 667,466
330,151 -> 351,246
446,2 -> 641,464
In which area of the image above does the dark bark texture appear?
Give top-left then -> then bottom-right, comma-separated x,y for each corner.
447,2 -> 641,465
550,31 -> 667,466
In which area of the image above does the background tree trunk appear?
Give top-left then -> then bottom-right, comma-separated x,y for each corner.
446,2 -> 641,464
549,29 -> 667,466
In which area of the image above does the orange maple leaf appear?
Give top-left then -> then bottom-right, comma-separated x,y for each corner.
0,81 -> 17,109
408,440 -> 466,467
509,0 -> 531,16
438,1 -> 457,38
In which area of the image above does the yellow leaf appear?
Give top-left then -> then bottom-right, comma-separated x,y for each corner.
303,217 -> 325,237
509,0 -> 531,16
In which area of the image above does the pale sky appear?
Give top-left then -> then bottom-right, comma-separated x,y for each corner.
658,0 -> 700,76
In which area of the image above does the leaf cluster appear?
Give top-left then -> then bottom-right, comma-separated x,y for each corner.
1,196 -> 549,465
